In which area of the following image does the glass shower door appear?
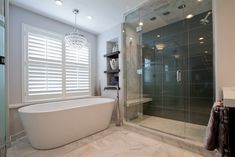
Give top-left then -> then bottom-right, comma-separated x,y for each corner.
141,19 -> 189,137
0,0 -> 7,156
161,21 -> 188,137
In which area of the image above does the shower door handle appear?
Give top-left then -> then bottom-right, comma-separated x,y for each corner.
176,70 -> 181,82
0,56 -> 5,65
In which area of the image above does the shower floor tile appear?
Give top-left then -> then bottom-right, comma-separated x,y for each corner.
8,126 -> 203,157
132,115 -> 206,142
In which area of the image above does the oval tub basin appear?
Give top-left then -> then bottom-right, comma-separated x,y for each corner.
18,97 -> 115,149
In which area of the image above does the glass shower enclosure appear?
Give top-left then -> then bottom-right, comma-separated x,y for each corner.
124,0 -> 214,142
0,0 -> 7,156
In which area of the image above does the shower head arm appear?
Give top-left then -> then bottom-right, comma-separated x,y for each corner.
204,11 -> 212,20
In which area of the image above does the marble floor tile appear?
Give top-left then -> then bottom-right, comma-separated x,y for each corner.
7,127 -> 203,157
132,115 -> 206,142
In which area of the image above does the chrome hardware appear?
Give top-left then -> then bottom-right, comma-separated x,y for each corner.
0,56 -> 5,65
176,70 -> 181,82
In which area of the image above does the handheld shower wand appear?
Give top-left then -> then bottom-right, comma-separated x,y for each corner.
104,86 -> 123,126
114,86 -> 122,126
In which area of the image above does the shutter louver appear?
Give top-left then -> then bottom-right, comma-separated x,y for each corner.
27,32 -> 63,99
65,46 -> 90,95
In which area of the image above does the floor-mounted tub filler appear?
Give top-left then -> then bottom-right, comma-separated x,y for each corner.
18,98 -> 115,149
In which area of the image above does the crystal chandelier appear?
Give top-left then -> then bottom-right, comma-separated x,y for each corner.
65,9 -> 87,49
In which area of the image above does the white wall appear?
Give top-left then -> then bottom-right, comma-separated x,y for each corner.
9,5 -> 97,105
96,24 -> 124,120
214,0 -> 235,99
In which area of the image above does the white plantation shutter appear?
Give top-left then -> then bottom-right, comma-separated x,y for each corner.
23,25 -> 91,102
27,33 -> 63,98
24,26 -> 63,101
65,45 -> 90,95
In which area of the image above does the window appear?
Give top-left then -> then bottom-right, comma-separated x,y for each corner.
23,25 -> 91,102
65,46 -> 90,96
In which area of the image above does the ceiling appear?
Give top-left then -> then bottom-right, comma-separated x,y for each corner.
10,0 -> 147,34
125,0 -> 212,33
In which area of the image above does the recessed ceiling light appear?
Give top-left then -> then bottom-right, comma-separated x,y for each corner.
163,11 -> 170,16
139,22 -> 143,26
200,41 -> 204,44
150,17 -> 157,21
197,0 -> 203,2
204,50 -> 208,53
130,37 -> 133,40
178,4 -> 186,9
87,16 -> 92,20
55,0 -> 63,6
157,34 -> 161,38
186,14 -> 194,19
198,37 -> 204,40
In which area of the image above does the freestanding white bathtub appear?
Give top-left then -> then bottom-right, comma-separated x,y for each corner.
18,97 -> 115,149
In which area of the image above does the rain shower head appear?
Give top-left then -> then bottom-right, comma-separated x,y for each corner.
200,11 -> 212,25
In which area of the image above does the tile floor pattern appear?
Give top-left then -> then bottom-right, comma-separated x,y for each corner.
8,127 -> 204,157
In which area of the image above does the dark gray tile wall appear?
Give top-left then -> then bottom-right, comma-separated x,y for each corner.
142,11 -> 214,125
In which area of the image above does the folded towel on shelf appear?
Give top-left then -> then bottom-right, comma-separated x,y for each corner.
204,101 -> 223,150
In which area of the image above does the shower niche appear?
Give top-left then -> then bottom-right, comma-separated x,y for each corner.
104,38 -> 120,90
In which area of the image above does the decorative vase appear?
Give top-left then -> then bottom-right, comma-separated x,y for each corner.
110,59 -> 118,70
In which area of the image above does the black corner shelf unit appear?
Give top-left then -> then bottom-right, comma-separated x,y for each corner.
104,51 -> 120,58
104,40 -> 120,90
104,86 -> 120,90
104,41 -> 120,90
104,69 -> 120,74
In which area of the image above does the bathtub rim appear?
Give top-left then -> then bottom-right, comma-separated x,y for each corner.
10,96 -> 105,109
18,97 -> 116,114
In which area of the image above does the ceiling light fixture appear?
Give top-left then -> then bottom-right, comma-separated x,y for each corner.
139,22 -> 143,26
200,41 -> 204,44
87,16 -> 92,20
197,0 -> 203,2
156,43 -> 165,50
163,11 -> 170,16
186,14 -> 194,19
174,54 -> 180,59
65,9 -> 87,49
157,34 -> 161,38
178,4 -> 186,9
204,50 -> 208,53
150,17 -> 157,21
198,37 -> 204,40
55,0 -> 63,6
